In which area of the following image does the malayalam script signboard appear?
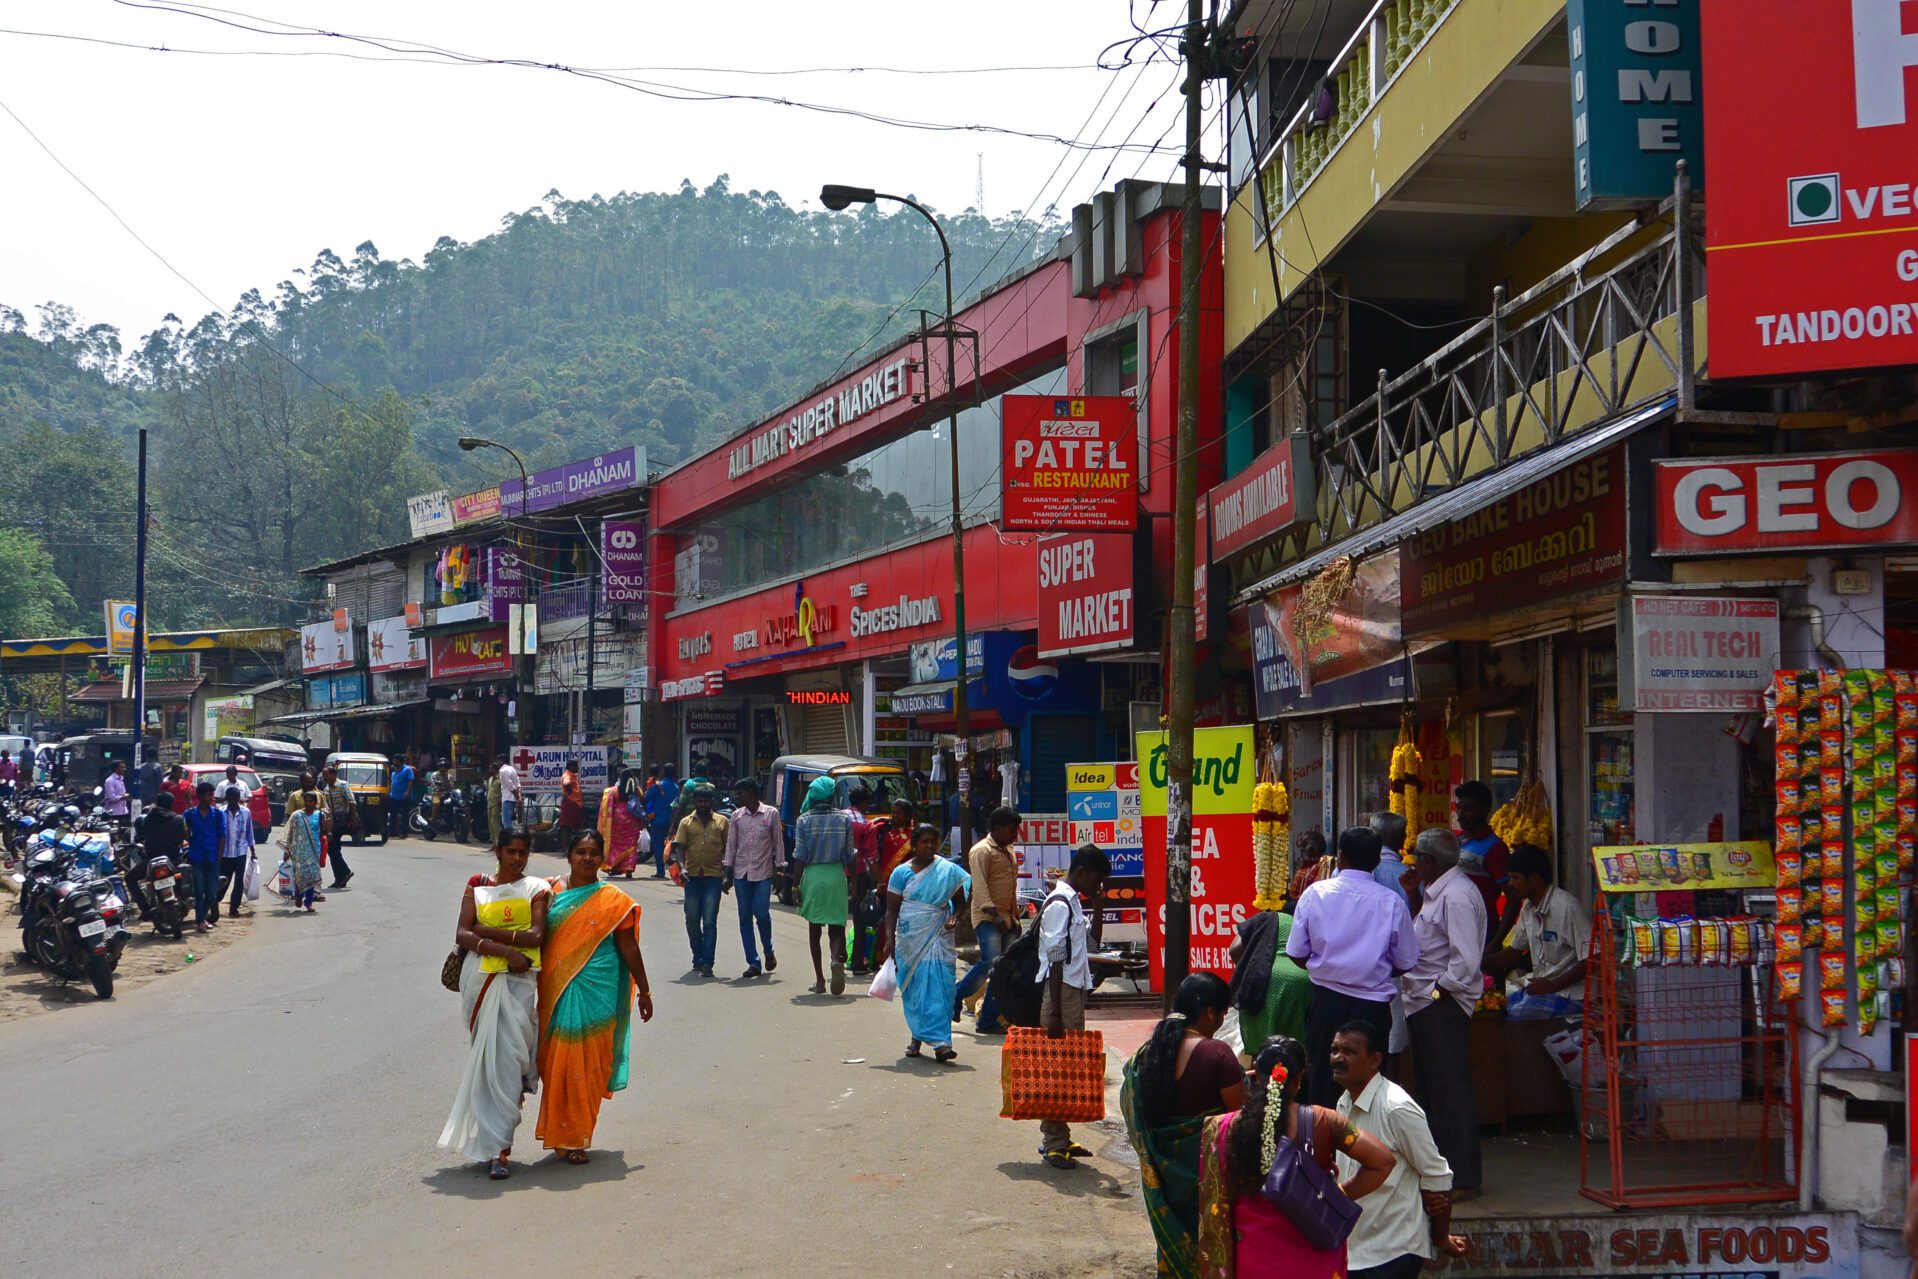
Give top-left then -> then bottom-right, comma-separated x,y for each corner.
1630,596 -> 1780,711
1401,447 -> 1626,637
1037,531 -> 1135,657
1066,762 -> 1145,944
1703,0 -> 1918,377
1000,395 -> 1138,531
1138,725 -> 1256,992
1653,450 -> 1918,555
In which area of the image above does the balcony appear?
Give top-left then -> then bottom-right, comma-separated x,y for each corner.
1225,0 -> 1573,353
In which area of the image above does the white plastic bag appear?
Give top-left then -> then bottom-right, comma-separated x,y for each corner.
243,854 -> 261,902
274,858 -> 293,899
868,958 -> 898,1002
636,827 -> 652,855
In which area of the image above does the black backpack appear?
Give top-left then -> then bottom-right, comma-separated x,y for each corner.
986,896 -> 1073,1029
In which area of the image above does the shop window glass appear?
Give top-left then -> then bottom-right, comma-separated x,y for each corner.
1480,711 -> 1525,811
701,366 -> 1067,596
1586,646 -> 1636,845
1347,727 -> 1397,827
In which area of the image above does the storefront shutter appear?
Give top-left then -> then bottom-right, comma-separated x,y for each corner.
799,702 -> 849,755
367,569 -> 405,620
1028,715 -> 1099,813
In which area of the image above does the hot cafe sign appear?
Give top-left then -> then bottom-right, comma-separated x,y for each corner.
430,627 -> 512,680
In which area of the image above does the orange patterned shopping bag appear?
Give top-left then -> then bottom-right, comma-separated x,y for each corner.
999,1025 -> 1107,1122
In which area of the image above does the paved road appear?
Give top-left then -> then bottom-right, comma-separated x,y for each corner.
0,837 -> 1150,1278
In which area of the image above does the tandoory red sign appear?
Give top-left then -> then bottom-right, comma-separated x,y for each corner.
1654,449 -> 1918,554
1703,0 -> 1918,377
1001,394 -> 1138,531
1037,531 -> 1134,657
1401,447 -> 1626,636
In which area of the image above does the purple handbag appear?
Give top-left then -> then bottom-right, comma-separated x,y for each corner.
1260,1105 -> 1362,1251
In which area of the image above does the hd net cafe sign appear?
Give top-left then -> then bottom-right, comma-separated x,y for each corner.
1137,724 -> 1257,991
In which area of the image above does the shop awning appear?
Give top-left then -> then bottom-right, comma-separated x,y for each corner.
1242,395 -> 1676,599
234,675 -> 302,698
70,677 -> 205,703
259,698 -> 431,727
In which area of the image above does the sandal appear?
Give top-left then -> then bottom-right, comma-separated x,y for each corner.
564,1149 -> 591,1165
1067,1142 -> 1094,1158
905,1041 -> 923,1058
488,1157 -> 510,1180
1041,1150 -> 1076,1170
809,980 -> 826,994
934,1046 -> 958,1064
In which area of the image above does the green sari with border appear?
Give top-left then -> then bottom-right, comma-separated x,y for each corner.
1121,1046 -> 1209,1279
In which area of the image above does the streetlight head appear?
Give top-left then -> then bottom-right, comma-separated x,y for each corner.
820,184 -> 877,211
457,436 -> 484,452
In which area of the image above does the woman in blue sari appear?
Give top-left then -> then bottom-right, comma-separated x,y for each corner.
880,823 -> 972,1063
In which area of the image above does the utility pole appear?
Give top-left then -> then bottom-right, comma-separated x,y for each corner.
1163,0 -> 1209,1005
131,426 -> 149,799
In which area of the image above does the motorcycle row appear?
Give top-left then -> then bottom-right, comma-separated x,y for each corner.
2,783 -> 188,999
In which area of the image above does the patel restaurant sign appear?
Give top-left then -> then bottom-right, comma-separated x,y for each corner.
1654,449 -> 1918,554
1427,1210 -> 1854,1276
1137,724 -> 1256,992
1703,1 -> 1918,377
1037,532 -> 1134,657
1000,395 -> 1138,532
1630,596 -> 1780,711
1209,434 -> 1312,559
1401,447 -> 1626,637
429,627 -> 511,680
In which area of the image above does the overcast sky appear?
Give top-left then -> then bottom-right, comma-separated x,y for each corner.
0,0 -> 1192,342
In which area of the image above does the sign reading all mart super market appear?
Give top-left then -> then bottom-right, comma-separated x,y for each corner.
1703,0 -> 1918,377
727,356 -> 912,481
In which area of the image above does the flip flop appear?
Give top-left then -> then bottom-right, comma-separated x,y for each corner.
905,1042 -> 923,1058
1042,1151 -> 1076,1170
488,1157 -> 510,1180
564,1149 -> 590,1165
934,1046 -> 958,1064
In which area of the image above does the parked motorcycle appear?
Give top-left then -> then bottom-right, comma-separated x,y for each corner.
117,836 -> 184,939
408,787 -> 470,843
13,843 -> 130,997
464,783 -> 491,846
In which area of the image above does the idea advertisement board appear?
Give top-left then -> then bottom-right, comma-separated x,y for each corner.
1703,0 -> 1918,377
1137,725 -> 1257,992
1000,394 -> 1138,531
1065,761 -> 1146,943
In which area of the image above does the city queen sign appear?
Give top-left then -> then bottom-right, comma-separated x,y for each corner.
1703,0 -> 1918,376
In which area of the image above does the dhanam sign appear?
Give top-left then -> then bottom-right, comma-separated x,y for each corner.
1000,395 -> 1138,531
1703,0 -> 1918,377
1137,725 -> 1256,993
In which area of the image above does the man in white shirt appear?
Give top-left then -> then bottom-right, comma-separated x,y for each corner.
496,754 -> 522,828
1332,1021 -> 1467,1279
1037,845 -> 1110,1170
1286,826 -> 1419,1107
1484,844 -> 1592,1016
1401,826 -> 1489,1196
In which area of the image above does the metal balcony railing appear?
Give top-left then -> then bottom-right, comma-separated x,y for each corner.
1307,176 -> 1701,547
1262,0 -> 1462,219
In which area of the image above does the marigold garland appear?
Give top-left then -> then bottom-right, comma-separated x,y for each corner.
1388,718 -> 1422,821
1491,774 -> 1553,850
1252,779 -> 1291,912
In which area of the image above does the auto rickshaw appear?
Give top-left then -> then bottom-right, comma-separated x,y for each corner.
323,751 -> 391,845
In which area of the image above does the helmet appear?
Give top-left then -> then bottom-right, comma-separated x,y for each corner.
437,758 -> 449,768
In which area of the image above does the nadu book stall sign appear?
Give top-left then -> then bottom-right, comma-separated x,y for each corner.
1401,447 -> 1627,636
1653,449 -> 1918,554
1000,394 -> 1138,531
1137,724 -> 1256,993
1037,531 -> 1134,657
1703,0 -> 1918,377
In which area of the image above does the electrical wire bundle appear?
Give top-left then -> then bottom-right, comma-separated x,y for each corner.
1252,778 -> 1291,912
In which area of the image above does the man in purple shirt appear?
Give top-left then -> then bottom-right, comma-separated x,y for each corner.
1286,825 -> 1419,1107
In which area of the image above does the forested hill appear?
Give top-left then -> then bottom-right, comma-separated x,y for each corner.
0,179 -> 1062,636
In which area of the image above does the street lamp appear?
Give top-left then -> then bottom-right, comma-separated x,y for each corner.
459,435 -> 533,665
819,183 -> 973,852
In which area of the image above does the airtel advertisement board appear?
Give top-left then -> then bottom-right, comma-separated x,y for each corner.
1653,450 -> 1918,554
1703,1 -> 1918,377
1000,394 -> 1138,531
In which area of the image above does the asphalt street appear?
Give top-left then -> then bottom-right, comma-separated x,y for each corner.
0,836 -> 1151,1278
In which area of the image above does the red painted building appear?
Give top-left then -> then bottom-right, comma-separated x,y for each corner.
647,180 -> 1222,820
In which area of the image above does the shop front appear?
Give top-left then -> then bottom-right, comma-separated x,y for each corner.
425,624 -> 511,781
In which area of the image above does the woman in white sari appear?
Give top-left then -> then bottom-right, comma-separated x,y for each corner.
439,826 -> 550,1180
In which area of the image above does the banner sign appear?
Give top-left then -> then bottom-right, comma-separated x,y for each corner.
1592,840 -> 1776,893
429,627 -> 511,681
203,695 -> 253,742
600,519 -> 647,604
406,489 -> 454,539
1138,724 -> 1257,992
486,545 -> 528,610
1401,447 -> 1627,637
1000,394 -> 1138,531
1066,762 -> 1146,944
452,485 -> 500,526
1194,502 -> 1210,644
1427,1210 -> 1854,1276
1209,435 -> 1312,559
1630,596 -> 1780,711
506,744 -> 610,795
1037,531 -> 1135,657
105,600 -> 137,655
1653,450 -> 1918,555
366,614 -> 426,672
1269,551 -> 1404,695
501,445 -> 646,516
1568,0 -> 1704,210
306,671 -> 366,712
299,618 -> 356,673
1703,0 -> 1918,377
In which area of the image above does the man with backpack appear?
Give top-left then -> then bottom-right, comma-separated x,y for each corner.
1036,845 -> 1110,1169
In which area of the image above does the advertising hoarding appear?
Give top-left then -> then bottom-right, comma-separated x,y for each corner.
1653,449 -> 1918,555
1037,531 -> 1135,657
299,618 -> 356,673
1137,724 -> 1257,992
601,518 -> 647,605
366,614 -> 426,672
1000,394 -> 1138,532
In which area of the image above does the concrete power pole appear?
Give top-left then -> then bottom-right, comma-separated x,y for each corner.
1163,0 -> 1209,1005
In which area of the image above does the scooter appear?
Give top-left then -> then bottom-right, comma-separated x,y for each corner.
408,787 -> 470,843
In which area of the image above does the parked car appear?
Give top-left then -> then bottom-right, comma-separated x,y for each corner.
324,752 -> 390,845
180,762 -> 266,808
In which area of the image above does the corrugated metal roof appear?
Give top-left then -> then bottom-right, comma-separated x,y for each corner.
1243,396 -> 1675,599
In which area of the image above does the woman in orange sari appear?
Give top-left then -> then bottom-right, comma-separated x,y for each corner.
537,829 -> 655,1163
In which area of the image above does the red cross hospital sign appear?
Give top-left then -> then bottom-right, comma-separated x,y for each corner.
1703,0 -> 1918,378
